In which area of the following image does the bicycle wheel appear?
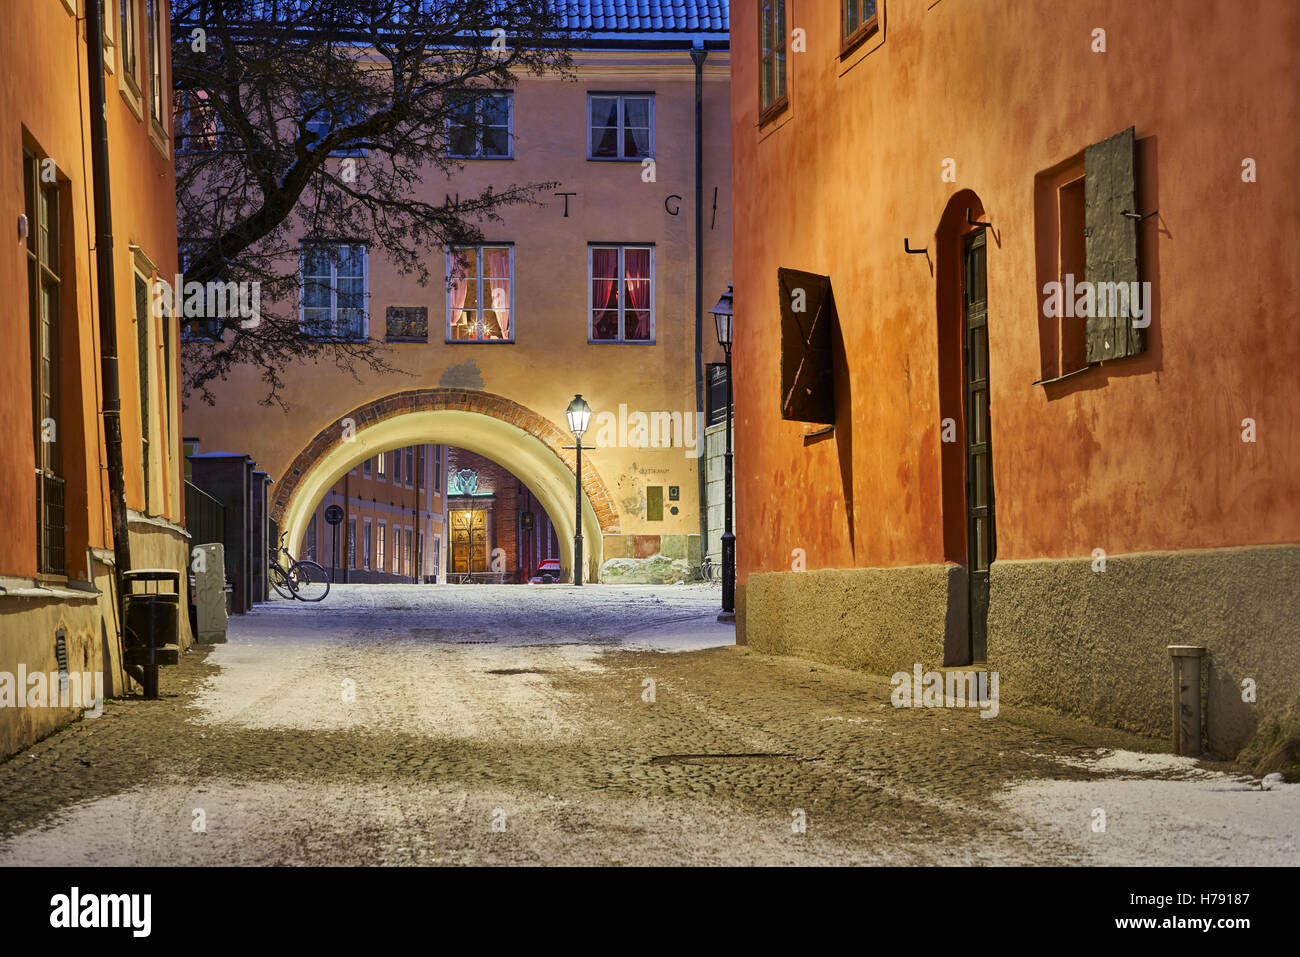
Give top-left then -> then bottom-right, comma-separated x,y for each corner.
289,560 -> 330,602
269,562 -> 297,600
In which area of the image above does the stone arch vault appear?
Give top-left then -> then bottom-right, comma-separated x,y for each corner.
272,389 -> 619,582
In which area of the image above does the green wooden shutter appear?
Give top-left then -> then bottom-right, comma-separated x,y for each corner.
1084,126 -> 1144,362
777,267 -> 836,424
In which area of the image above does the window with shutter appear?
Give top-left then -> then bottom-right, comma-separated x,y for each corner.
777,267 -> 836,424
1084,126 -> 1145,363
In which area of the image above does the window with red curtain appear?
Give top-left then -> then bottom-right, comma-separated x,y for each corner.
447,245 -> 512,341
590,245 -> 653,342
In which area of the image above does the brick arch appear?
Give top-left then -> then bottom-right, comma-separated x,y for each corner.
270,388 -> 620,534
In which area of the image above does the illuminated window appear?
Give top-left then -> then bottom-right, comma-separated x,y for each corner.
447,245 -> 513,341
589,245 -> 654,343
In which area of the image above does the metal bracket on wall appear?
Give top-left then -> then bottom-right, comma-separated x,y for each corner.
1121,209 -> 1159,222
801,425 -> 834,440
904,238 -> 927,255
966,208 -> 992,230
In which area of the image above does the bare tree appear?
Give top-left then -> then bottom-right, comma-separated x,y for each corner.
171,0 -> 576,405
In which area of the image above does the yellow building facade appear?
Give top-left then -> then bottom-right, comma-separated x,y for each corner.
183,20 -> 733,582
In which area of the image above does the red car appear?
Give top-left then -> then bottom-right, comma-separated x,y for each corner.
529,558 -> 562,584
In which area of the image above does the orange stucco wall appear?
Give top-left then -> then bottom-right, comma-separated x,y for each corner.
730,0 -> 1300,580
1,0 -> 185,757
1,0 -> 182,582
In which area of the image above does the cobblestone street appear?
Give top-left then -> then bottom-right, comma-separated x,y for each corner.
0,585 -> 1295,866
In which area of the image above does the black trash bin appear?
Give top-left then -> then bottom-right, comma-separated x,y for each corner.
123,569 -> 181,699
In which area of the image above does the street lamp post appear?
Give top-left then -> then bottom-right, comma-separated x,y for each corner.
565,394 -> 593,586
710,285 -> 736,622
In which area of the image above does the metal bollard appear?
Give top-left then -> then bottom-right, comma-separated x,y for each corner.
1167,645 -> 1206,756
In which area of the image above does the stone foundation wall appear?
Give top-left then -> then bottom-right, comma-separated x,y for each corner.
986,545 -> 1300,757
738,544 -> 1300,759
739,563 -> 963,675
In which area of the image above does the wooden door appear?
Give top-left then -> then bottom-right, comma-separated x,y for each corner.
963,229 -> 995,662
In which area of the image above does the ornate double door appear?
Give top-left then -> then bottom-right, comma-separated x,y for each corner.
450,509 -> 487,574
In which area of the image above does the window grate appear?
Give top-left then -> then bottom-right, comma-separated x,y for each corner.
54,628 -> 69,695
38,472 -> 67,577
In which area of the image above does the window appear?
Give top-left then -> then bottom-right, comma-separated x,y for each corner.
392,449 -> 402,485
160,270 -> 173,457
588,94 -> 653,160
376,453 -> 386,479
175,90 -> 223,153
376,522 -> 386,572
447,245 -> 513,341
446,92 -> 512,158
1033,126 -> 1146,384
134,269 -> 153,513
842,1 -> 879,53
304,516 -> 317,561
405,447 -> 414,487
589,245 -> 654,342
183,437 -> 199,479
26,150 -> 66,577
347,516 -> 357,567
146,0 -> 165,129
362,456 -> 372,477
434,446 -> 443,493
404,527 -> 413,576
433,535 -> 441,578
120,0 -> 139,86
759,2 -> 787,121
363,518 -> 373,569
300,243 -> 367,340
302,92 -> 368,157
177,240 -> 222,341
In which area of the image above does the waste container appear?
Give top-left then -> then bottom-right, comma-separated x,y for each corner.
123,569 -> 181,699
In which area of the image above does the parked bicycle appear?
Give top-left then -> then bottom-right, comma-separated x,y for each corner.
268,532 -> 330,602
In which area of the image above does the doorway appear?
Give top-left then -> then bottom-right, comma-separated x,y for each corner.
962,229 -> 995,662
450,509 -> 487,573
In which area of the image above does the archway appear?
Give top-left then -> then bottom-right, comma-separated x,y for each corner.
272,390 -> 619,583
935,190 -> 995,664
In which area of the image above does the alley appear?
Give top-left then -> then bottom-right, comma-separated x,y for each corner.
0,585 -> 1295,867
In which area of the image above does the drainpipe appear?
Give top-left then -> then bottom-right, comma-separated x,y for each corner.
86,0 -> 140,683
691,43 -> 709,567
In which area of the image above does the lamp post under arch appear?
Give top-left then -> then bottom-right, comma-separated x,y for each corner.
565,394 -> 593,586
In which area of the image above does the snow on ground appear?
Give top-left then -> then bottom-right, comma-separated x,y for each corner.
3,584 -> 1294,865
0,777 -> 891,867
191,583 -> 732,737
997,748 -> 1300,866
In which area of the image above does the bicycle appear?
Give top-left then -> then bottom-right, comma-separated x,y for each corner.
268,532 -> 331,602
